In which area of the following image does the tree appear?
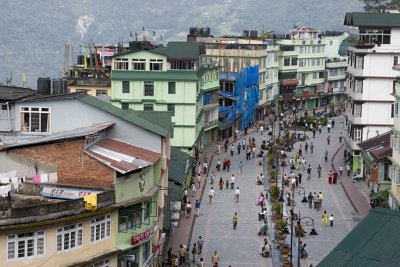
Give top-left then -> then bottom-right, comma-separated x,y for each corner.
361,0 -> 400,11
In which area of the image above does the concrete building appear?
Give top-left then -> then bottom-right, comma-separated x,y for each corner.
325,57 -> 348,110
343,12 -> 400,172
194,32 -> 280,119
278,26 -> 326,110
110,41 -> 219,155
0,93 -> 171,267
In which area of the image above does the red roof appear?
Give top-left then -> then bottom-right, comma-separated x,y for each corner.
84,138 -> 160,174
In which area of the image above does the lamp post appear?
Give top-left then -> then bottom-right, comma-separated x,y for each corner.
296,211 -> 318,267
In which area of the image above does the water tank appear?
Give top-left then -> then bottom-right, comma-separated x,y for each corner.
243,30 -> 249,37
201,27 -> 210,36
77,55 -> 84,65
250,30 -> 258,38
37,77 -> 51,95
52,78 -> 68,94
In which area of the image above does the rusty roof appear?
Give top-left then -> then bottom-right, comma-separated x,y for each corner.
84,138 -> 160,174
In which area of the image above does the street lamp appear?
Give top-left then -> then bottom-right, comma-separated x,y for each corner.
296,211 -> 318,267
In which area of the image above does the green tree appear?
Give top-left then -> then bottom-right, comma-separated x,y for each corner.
361,0 -> 400,11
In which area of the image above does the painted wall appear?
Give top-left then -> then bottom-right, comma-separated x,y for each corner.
69,85 -> 112,97
363,78 -> 395,101
13,99 -> 162,153
0,105 -> 15,131
0,151 -> 56,177
0,211 -> 117,267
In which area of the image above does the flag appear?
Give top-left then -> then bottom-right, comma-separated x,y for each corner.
130,31 -> 133,37
83,48 -> 87,69
22,72 -> 26,87
142,25 -> 145,32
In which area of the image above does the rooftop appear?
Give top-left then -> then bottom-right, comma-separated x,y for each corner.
344,12 -> 400,28
318,208 -> 400,267
0,86 -> 37,101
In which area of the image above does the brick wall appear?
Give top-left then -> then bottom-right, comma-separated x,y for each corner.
11,139 -> 114,189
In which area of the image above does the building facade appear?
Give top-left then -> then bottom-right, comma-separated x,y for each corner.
110,42 -> 219,154
343,12 -> 400,172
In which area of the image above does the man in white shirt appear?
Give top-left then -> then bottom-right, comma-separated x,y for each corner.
230,174 -> 235,189
234,187 -> 240,203
208,187 -> 215,204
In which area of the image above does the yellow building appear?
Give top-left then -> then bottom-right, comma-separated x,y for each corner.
68,78 -> 111,97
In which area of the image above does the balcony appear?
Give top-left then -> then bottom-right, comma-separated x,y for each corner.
203,119 -> 218,129
69,78 -> 111,86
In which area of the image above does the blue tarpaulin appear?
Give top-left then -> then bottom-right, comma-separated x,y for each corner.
203,91 -> 212,105
218,66 -> 259,130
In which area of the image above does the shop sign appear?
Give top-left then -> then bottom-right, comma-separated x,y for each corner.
131,225 -> 156,246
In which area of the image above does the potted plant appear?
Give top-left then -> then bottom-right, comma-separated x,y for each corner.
269,169 -> 276,180
269,185 -> 279,200
280,244 -> 290,255
277,218 -> 288,232
274,202 -> 282,215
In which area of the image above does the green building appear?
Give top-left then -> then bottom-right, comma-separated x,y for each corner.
111,42 -> 219,156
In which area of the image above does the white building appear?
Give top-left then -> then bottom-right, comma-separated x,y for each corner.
344,11 -> 400,172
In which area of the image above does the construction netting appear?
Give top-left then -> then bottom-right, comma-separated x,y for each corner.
219,65 -> 259,130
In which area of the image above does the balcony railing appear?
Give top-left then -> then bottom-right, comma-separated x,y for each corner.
203,119 -> 218,128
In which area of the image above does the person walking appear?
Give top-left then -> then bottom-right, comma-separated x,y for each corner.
225,179 -> 229,189
246,147 -> 251,160
329,214 -> 334,227
197,175 -> 202,188
233,212 -> 239,229
224,139 -> 229,153
305,142 -> 309,154
339,132 -> 343,143
239,161 -> 244,174
203,161 -> 208,174
195,199 -> 201,216
252,146 -> 256,159
208,187 -> 215,204
191,182 -> 197,197
197,163 -> 202,177
230,144 -> 235,156
242,138 -> 246,150
314,194 -> 320,211
298,172 -> 302,184
327,122 -> 331,133
340,120 -> 344,129
317,164 -> 322,178
234,187 -> 240,203
307,192 -> 314,209
210,171 -> 215,185
318,123 -> 322,134
211,251 -> 220,266
197,236 -> 204,255
322,211 -> 328,227
319,192 -> 324,207
307,165 -> 312,180
346,163 -> 351,176
327,135 -> 330,145
302,157 -> 307,170
216,158 -> 221,172
325,150 -> 329,162
191,243 -> 198,263
230,174 -> 235,189
186,201 -> 192,218
237,142 -> 241,155
219,177 -> 223,190
310,142 -> 314,154
217,142 -> 221,155
184,247 -> 190,266
178,244 -> 186,265
339,165 -> 344,176
227,159 -> 231,172
197,258 -> 204,267
312,128 -> 316,138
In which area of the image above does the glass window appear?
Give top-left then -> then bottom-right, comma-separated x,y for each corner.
284,58 -> 290,66
168,82 -> 176,94
90,214 -> 111,243
143,104 -> 154,111
118,204 -> 143,232
20,106 -> 50,133
122,81 -> 130,93
7,231 -> 45,259
319,72 -> 324,79
132,59 -> 145,70
167,104 -> 175,116
114,58 -> 129,70
96,90 -> 108,96
56,223 -> 83,252
312,73 -> 317,79
144,81 -> 154,96
291,58 -> 297,66
149,59 -> 163,71
121,103 -> 129,110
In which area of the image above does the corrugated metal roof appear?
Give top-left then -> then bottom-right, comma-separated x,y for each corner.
344,12 -> 400,28
0,86 -> 37,101
318,208 -> 400,267
0,122 -> 114,149
85,138 -> 160,174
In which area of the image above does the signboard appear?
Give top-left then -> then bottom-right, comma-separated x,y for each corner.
41,186 -> 103,200
97,48 -> 115,57
131,225 -> 156,246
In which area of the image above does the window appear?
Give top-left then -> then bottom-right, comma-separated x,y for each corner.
143,104 -> 154,111
1,104 -> 11,110
392,103 -> 395,118
245,58 -> 251,67
90,214 -> 111,243
356,56 -> 364,69
144,81 -> 154,96
312,46 -> 316,53
233,58 -> 239,69
170,61 -> 194,70
122,81 -> 130,94
359,28 -> 391,44
96,90 -> 108,96
149,59 -> 163,71
317,46 -> 321,53
395,102 -> 399,116
354,103 -> 362,117
299,59 -> 304,67
118,204 -> 142,232
312,73 -> 317,79
167,104 -> 175,116
20,107 -> 50,133
284,58 -> 290,66
394,56 -> 399,66
132,59 -> 145,70
333,81 -> 339,89
319,72 -> 324,79
143,241 -> 151,263
330,69 -> 338,76
316,59 -> 321,66
329,40 -> 333,45
114,58 -> 129,70
89,259 -> 109,267
311,59 -> 315,66
143,200 -> 152,222
355,79 -> 363,93
168,82 -> 176,94
299,47 -> 304,54
353,127 -> 363,142
121,103 -> 129,110
56,223 -> 83,252
7,231 -> 45,259
291,58 -> 297,66
76,89 -> 88,93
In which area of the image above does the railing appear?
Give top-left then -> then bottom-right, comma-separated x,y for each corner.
70,79 -> 111,86
203,120 -> 218,128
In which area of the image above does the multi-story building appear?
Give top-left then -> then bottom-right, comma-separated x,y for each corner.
343,12 -> 400,172
194,31 -> 280,119
325,57 -> 348,109
0,93 -> 171,267
389,65 -> 400,210
278,26 -> 326,110
110,41 -> 219,155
